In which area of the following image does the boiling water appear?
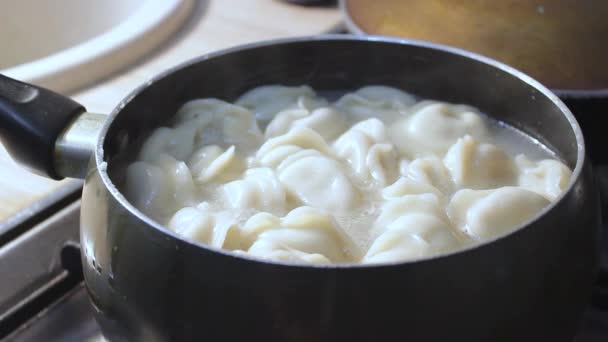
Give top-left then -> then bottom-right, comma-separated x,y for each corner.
123,87 -> 559,261
487,119 -> 557,161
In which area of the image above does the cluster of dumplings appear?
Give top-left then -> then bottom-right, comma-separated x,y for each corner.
125,85 -> 572,264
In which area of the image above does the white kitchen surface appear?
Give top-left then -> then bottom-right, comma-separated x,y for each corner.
1,0 -> 194,93
0,0 -> 341,224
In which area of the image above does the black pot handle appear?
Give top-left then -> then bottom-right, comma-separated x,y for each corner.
0,74 -> 85,180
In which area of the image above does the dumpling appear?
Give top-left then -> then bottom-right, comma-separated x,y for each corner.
443,135 -> 517,189
276,149 -> 360,212
363,213 -> 461,263
173,98 -> 263,153
447,187 -> 550,240
398,159 -> 410,176
125,154 -> 196,220
138,124 -> 197,163
382,177 -> 444,200
366,192 -> 459,263
256,128 -> 361,211
365,144 -> 399,185
374,193 -> 447,232
389,101 -> 487,158
346,117 -> 390,142
125,162 -> 168,217
188,145 -> 244,184
256,127 -> 330,168
240,206 -> 360,263
353,86 -> 416,106
333,118 -> 399,186
154,154 -> 197,203
265,106 -> 348,141
404,156 -> 453,195
515,155 -> 572,201
235,85 -> 328,122
168,203 -> 240,249
335,85 -> 415,122
223,167 -> 287,213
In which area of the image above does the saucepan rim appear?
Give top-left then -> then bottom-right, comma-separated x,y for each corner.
92,34 -> 586,269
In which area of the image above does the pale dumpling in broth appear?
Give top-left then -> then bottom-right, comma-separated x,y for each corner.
404,156 -> 453,195
447,187 -> 550,240
364,213 -> 461,264
257,128 -> 360,212
265,106 -> 348,141
355,85 -> 416,104
256,126 -> 330,168
515,155 -> 572,201
173,98 -> 263,153
374,193 -> 448,233
138,124 -> 197,163
126,84 -> 573,265
125,154 -> 197,221
389,101 -> 488,158
276,149 -> 360,212
168,203 -> 240,249
333,118 -> 399,186
366,193 -> 460,263
236,85 -> 328,122
223,167 -> 287,213
381,177 -> 444,200
335,85 -> 416,122
187,145 -> 244,184
125,161 -> 170,216
443,135 -> 518,189
240,207 -> 360,263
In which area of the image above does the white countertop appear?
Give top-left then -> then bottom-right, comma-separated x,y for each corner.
0,0 -> 342,224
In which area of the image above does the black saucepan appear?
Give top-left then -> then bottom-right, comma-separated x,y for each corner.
0,36 -> 601,342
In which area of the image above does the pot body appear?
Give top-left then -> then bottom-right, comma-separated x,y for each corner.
562,97 -> 608,166
79,36 -> 601,341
